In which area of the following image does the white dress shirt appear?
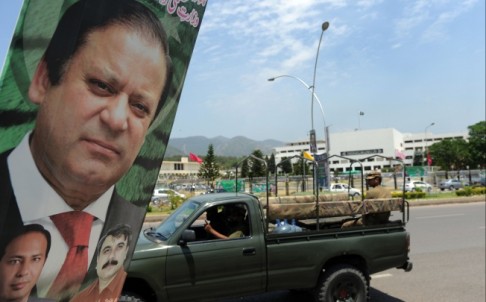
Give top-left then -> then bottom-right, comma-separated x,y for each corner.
7,133 -> 113,297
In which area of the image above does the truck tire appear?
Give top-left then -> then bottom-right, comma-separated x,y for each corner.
119,292 -> 148,302
315,264 -> 368,302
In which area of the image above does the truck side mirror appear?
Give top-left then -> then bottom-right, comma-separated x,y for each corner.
178,229 -> 196,246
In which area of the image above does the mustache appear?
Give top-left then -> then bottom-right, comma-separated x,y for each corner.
102,259 -> 118,270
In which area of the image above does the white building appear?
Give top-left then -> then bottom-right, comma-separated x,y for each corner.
274,128 -> 468,173
157,156 -> 201,181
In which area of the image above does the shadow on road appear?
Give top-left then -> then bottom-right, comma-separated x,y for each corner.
369,288 -> 405,302
219,288 -> 404,302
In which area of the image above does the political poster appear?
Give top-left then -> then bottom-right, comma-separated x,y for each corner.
0,0 -> 207,300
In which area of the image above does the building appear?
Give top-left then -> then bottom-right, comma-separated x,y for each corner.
157,156 -> 201,182
274,128 -> 468,174
156,128 -> 469,181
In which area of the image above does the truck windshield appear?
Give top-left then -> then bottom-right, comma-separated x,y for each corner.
153,199 -> 201,240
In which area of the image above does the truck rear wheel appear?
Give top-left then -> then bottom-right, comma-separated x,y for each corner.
315,264 -> 368,302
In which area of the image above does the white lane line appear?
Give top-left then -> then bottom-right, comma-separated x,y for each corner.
480,226 -> 485,229
416,213 -> 465,219
371,273 -> 393,279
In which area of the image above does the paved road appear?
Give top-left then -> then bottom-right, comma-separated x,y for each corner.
369,202 -> 485,301
217,201 -> 485,302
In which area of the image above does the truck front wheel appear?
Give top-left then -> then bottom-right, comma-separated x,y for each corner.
315,264 -> 368,302
119,292 -> 148,302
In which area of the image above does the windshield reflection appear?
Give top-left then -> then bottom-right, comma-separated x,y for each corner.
151,199 -> 201,240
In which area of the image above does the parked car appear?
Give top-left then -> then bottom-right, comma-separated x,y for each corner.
405,181 -> 432,192
152,189 -> 186,205
329,183 -> 361,197
467,177 -> 486,187
439,179 -> 463,191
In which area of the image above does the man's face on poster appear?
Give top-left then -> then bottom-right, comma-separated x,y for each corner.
96,234 -> 129,282
0,232 -> 48,301
28,23 -> 168,207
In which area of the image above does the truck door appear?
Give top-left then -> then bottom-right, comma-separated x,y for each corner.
165,202 -> 266,301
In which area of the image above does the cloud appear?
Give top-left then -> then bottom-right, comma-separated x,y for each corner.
357,0 -> 384,9
393,0 -> 479,45
421,0 -> 478,43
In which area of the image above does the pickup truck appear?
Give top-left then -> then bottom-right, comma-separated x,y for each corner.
121,192 -> 412,302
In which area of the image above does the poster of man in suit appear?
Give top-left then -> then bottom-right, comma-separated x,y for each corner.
0,0 -> 207,300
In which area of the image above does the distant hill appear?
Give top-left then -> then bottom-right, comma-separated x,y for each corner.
165,136 -> 285,157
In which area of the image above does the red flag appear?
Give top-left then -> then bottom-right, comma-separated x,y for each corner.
189,152 -> 203,164
394,149 -> 405,160
427,151 -> 432,166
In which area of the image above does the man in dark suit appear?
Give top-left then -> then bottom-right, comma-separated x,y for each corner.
0,0 -> 172,300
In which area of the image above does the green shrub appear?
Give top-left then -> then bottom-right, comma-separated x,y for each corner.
391,191 -> 426,199
474,187 -> 486,195
146,205 -> 152,213
169,195 -> 185,210
456,186 -> 486,196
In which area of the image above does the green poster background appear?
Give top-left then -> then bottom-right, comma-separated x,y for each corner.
0,0 -> 206,300
0,0 -> 207,206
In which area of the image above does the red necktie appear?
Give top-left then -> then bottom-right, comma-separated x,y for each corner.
47,211 -> 94,299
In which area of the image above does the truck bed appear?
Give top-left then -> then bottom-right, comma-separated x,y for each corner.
266,197 -> 404,220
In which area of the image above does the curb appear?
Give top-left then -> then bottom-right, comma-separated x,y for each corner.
406,195 -> 485,207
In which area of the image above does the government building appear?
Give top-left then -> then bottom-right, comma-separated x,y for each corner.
273,128 -> 468,174
156,128 -> 469,184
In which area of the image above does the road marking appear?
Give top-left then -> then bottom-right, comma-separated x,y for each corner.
371,273 -> 392,279
416,213 -> 465,219
480,226 -> 485,229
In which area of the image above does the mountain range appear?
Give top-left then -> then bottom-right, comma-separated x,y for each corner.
165,136 -> 285,157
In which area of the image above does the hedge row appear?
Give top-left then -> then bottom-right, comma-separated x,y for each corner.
391,191 -> 427,199
455,186 -> 486,196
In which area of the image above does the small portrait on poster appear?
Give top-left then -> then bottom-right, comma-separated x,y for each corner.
71,224 -> 132,302
0,224 -> 51,302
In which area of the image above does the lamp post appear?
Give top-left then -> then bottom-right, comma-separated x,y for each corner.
267,75 -> 328,153
423,122 -> 435,179
268,21 -> 330,191
268,75 -> 327,192
310,21 -> 330,153
267,75 -> 326,127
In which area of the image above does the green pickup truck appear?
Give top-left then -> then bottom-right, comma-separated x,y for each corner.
121,192 -> 412,302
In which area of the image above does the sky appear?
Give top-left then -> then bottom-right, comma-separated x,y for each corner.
1,0 -> 484,143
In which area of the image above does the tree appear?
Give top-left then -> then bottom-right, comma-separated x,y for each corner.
198,144 -> 220,187
292,156 -> 310,176
240,158 -> 249,178
249,149 -> 266,177
467,121 -> 486,168
412,152 -> 424,167
429,138 -> 469,172
279,157 -> 293,174
267,154 -> 276,175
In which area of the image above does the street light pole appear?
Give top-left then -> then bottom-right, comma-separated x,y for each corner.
267,75 -> 326,127
268,74 -> 329,191
268,21 -> 330,192
310,21 -> 330,154
423,122 -> 435,178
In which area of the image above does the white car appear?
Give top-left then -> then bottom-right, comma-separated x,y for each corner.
404,181 -> 432,192
151,189 -> 186,205
329,183 -> 361,197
